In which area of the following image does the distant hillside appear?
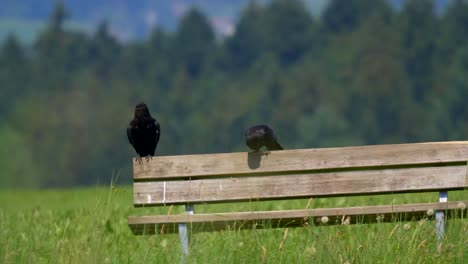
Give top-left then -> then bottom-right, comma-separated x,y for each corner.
0,0 -> 450,44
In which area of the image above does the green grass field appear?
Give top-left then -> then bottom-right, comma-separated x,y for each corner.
0,184 -> 466,263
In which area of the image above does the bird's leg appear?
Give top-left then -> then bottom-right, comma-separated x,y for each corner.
135,156 -> 143,165
251,149 -> 270,157
145,155 -> 153,163
252,150 -> 262,156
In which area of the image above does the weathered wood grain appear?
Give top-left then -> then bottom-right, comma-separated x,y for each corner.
128,201 -> 468,234
133,141 -> 468,180
134,165 -> 467,206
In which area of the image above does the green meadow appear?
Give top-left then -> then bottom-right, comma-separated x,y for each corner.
1,184 -> 466,263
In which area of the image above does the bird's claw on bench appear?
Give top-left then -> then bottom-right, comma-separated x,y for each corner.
145,155 -> 153,163
252,150 -> 270,157
135,157 -> 143,165
134,156 -> 152,165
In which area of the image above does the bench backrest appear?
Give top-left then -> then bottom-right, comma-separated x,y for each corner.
133,142 -> 468,207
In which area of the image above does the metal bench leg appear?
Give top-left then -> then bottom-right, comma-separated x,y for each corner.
435,191 -> 447,249
179,204 -> 194,261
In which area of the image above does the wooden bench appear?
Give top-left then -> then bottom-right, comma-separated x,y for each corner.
128,141 -> 468,254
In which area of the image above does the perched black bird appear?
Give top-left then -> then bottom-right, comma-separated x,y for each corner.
127,102 -> 160,163
245,125 -> 283,152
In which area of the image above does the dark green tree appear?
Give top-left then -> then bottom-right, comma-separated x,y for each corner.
437,0 -> 468,64
225,1 -> 265,71
0,34 -> 30,117
50,0 -> 68,32
263,0 -> 315,65
90,21 -> 121,78
1,33 -> 25,64
173,8 -> 215,77
34,1 -> 91,88
323,12 -> 416,144
399,0 -> 437,102
35,0 -> 68,58
144,27 -> 172,88
429,44 -> 468,140
322,0 -> 392,33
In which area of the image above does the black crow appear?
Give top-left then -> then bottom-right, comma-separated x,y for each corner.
127,102 -> 160,163
245,125 -> 283,152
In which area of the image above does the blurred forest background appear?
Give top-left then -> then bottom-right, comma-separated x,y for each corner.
1,0 -> 468,188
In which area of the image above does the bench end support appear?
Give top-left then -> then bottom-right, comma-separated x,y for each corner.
436,191 -> 448,250
179,204 -> 194,262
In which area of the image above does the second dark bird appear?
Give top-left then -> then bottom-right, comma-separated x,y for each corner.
245,125 -> 283,152
127,102 -> 161,163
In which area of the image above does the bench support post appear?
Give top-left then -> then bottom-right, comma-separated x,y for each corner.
179,204 -> 194,261
435,191 -> 447,249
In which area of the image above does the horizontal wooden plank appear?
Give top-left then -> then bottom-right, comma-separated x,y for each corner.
134,141 -> 468,180
134,165 -> 467,206
128,201 -> 468,234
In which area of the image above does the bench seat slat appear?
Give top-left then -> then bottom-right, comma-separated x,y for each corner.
128,201 -> 467,235
134,141 -> 468,180
134,165 -> 467,206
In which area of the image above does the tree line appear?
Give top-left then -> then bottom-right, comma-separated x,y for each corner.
1,0 -> 468,188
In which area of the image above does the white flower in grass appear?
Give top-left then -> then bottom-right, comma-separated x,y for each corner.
342,216 -> 351,225
376,214 -> 385,222
160,239 -> 168,248
403,223 -> 411,230
427,209 -> 434,216
307,242 -> 317,255
308,245 -> 317,255
457,202 -> 466,209
321,216 -> 329,224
